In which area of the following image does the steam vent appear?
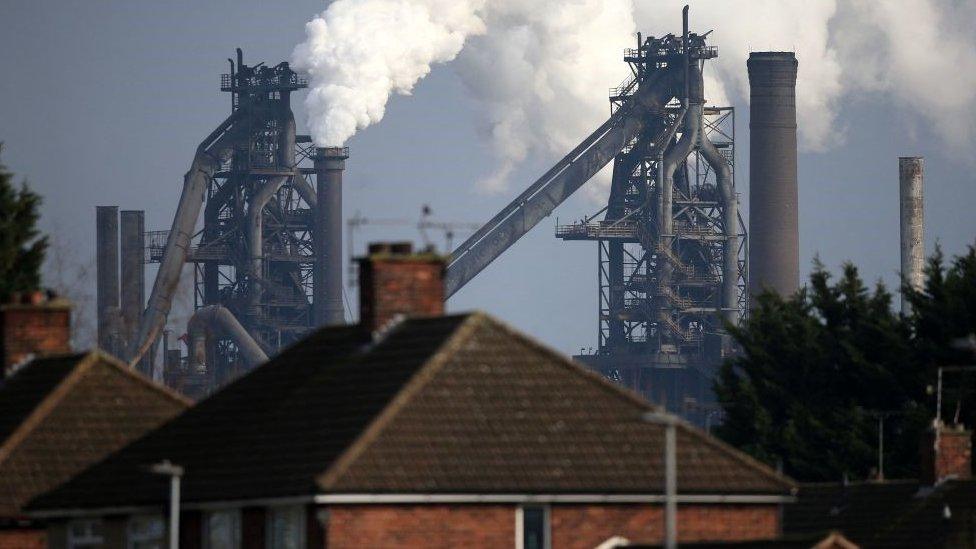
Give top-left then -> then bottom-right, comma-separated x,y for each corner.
748,52 -> 799,298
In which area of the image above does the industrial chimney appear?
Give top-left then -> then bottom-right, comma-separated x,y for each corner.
95,205 -> 120,354
313,146 -> 348,326
747,52 -> 799,299
120,210 -> 146,370
899,156 -> 924,314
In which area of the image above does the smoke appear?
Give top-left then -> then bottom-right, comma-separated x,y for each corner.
453,0 -> 635,193
293,0 -> 487,146
295,0 -> 976,193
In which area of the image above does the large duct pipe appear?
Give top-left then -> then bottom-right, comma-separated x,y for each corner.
899,156 -> 924,314
313,147 -> 348,326
128,111 -> 247,366
187,305 -> 268,372
120,210 -> 145,368
748,52 -> 799,299
96,206 -> 120,355
247,176 -> 289,314
700,133 -> 739,325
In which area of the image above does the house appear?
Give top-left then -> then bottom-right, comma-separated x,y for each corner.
784,424 -> 976,548
0,293 -> 189,548
28,243 -> 796,548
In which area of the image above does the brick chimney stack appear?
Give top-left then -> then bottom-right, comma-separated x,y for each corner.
0,291 -> 72,376
358,242 -> 446,333
920,422 -> 972,485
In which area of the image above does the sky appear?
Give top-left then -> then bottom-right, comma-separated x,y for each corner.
1,1 -> 974,356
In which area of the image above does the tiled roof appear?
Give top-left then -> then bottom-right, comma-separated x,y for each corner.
31,313 -> 793,512
0,352 -> 189,517
785,480 -> 976,548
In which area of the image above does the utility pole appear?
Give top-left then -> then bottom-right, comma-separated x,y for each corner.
643,411 -> 678,549
150,460 -> 184,549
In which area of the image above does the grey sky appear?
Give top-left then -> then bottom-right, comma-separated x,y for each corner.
1,1 -> 974,355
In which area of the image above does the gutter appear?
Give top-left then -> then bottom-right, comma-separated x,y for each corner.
28,493 -> 795,518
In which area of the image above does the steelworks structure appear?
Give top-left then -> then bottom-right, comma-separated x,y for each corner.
445,9 -> 744,422
121,50 -> 347,394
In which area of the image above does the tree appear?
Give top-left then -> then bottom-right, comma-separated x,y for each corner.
905,245 -> 976,426
714,261 -> 929,482
0,144 -> 47,301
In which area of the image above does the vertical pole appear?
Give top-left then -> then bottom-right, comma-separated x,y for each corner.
878,415 -> 884,480
169,473 -> 180,549
664,419 -> 677,549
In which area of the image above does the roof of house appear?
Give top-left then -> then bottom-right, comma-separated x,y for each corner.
0,351 -> 189,517
30,313 -> 794,512
785,480 -> 976,548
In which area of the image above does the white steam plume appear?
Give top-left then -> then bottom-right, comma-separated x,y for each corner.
292,0 -> 487,146
294,0 -> 976,194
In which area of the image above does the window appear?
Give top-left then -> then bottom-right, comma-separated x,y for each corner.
205,509 -> 241,549
266,506 -> 306,549
67,519 -> 104,549
127,515 -> 165,549
517,505 -> 550,549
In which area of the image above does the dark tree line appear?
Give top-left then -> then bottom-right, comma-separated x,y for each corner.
0,144 -> 46,301
715,247 -> 976,482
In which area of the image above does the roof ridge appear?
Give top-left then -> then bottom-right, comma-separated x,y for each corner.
91,350 -> 193,408
471,312 -> 796,492
0,353 -> 96,467
316,313 -> 483,491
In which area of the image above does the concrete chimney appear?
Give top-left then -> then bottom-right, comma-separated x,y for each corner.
95,206 -> 120,354
921,422 -> 971,485
357,242 -> 446,333
120,210 -> 145,368
748,52 -> 799,299
313,146 -> 348,327
899,157 -> 924,315
0,292 -> 72,376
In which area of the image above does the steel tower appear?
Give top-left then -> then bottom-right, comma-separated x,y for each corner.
557,32 -> 746,423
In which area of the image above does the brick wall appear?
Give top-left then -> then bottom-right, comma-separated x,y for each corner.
921,424 -> 972,484
0,295 -> 71,376
0,529 -> 45,549
326,504 -> 514,548
550,504 -> 780,548
323,503 -> 780,548
357,243 -> 445,332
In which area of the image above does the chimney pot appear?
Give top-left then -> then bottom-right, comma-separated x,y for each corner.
358,241 -> 445,332
1,293 -> 73,376
921,422 -> 972,485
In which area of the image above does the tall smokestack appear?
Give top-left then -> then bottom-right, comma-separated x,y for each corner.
96,206 -> 120,354
899,156 -> 924,314
120,210 -> 145,369
748,52 -> 799,299
313,146 -> 348,326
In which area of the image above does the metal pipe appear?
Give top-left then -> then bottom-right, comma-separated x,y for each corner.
643,411 -> 678,549
186,305 -> 268,371
899,156 -> 924,314
699,130 -> 739,324
120,210 -> 145,367
747,52 -> 799,298
96,206 -> 120,355
313,147 -> 348,326
128,110 -> 247,367
247,176 -> 289,314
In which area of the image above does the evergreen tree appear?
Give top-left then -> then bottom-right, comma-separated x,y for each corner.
905,245 -> 976,426
714,262 -> 928,482
0,144 -> 47,300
